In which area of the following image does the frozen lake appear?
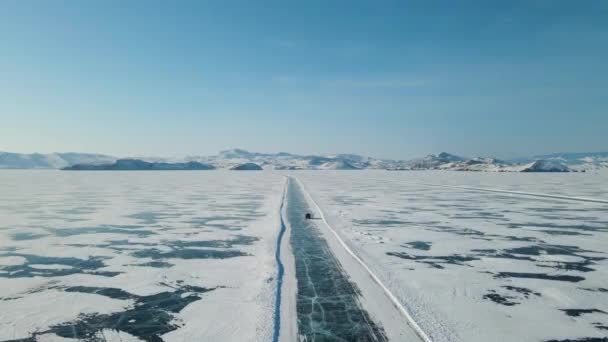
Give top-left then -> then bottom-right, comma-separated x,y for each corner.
1,170 -> 607,341
0,171 -> 284,341
298,170 -> 608,342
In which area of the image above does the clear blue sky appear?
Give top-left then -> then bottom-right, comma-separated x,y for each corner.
1,0 -> 606,159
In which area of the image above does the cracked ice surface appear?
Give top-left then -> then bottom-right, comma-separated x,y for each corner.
286,180 -> 386,341
297,170 -> 608,342
0,170 -> 284,341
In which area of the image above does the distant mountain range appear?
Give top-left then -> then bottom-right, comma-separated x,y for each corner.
2,149 -> 607,172
509,152 -> 608,169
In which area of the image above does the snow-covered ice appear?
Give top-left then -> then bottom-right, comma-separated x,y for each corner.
2,169 -> 607,341
296,170 -> 608,342
0,170 -> 284,341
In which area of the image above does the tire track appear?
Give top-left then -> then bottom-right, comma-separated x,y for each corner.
419,183 -> 608,204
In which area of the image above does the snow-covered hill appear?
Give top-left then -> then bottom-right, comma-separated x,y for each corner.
400,152 -> 465,170
390,152 -> 577,172
317,160 -> 361,170
189,149 -> 377,170
1,149 -> 603,172
510,152 -> 608,171
512,160 -> 573,172
0,152 -> 115,169
63,159 -> 215,171
230,162 -> 263,171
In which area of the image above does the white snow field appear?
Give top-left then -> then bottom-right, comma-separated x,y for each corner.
0,170 -> 284,341
297,170 -> 608,342
2,169 -> 608,342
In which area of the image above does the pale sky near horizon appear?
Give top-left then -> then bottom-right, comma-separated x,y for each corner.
1,0 -> 607,159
